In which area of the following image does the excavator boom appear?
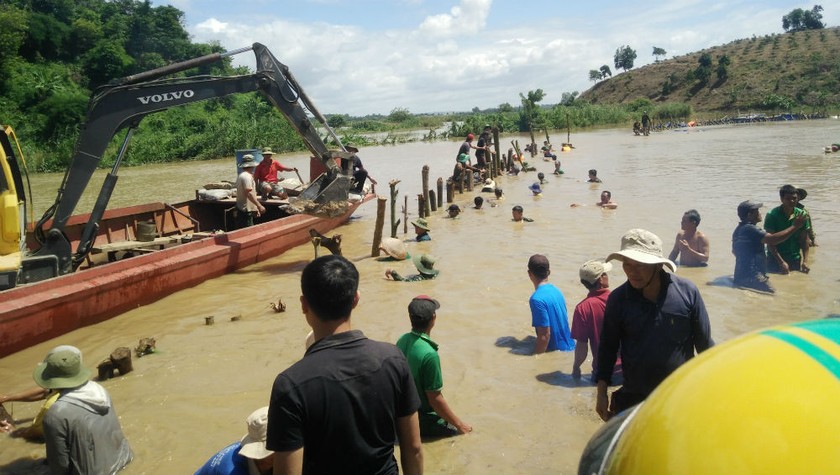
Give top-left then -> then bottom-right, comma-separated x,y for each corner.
31,43 -> 353,277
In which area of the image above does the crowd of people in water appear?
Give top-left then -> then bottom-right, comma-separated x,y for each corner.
0,127 -> 819,475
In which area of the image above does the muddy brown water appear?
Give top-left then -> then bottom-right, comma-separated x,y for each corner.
3,121 -> 840,474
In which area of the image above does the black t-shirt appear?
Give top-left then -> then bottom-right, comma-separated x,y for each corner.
267,330 -> 420,475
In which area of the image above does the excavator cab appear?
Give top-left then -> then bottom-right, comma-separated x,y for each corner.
0,125 -> 30,289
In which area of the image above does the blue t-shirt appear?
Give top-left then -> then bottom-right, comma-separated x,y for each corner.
529,283 -> 575,351
194,442 -> 249,475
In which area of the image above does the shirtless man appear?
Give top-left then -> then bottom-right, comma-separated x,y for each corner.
571,190 -> 617,209
668,209 -> 710,267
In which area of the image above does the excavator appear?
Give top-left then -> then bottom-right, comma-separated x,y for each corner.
1,43 -> 358,290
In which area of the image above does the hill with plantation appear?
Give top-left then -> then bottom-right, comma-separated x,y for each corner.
579,26 -> 840,116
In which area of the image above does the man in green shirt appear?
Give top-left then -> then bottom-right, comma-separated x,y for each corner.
396,295 -> 472,438
765,184 -> 811,274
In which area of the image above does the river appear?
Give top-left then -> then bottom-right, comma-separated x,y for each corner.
2,120 -> 839,474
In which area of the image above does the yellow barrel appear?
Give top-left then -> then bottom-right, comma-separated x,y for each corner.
582,319 -> 840,475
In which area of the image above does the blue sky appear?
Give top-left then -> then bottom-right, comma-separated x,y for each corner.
150,0 -> 838,116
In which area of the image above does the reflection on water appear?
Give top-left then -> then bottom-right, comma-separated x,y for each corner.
4,120 -> 840,474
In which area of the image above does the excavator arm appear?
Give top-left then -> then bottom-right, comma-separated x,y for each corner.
33,43 -> 353,276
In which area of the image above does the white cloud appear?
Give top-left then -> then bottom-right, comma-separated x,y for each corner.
418,0 -> 492,38
175,0 -> 840,115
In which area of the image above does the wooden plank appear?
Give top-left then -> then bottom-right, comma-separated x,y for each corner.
91,236 -> 180,254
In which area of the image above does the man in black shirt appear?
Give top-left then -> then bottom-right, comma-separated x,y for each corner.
266,255 -> 423,475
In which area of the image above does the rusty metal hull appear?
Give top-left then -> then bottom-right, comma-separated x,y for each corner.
0,195 -> 372,358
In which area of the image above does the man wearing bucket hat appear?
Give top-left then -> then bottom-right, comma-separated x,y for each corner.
411,217 -> 431,241
195,406 -> 273,475
235,154 -> 265,228
571,260 -> 619,383
385,254 -> 439,282
396,295 -> 472,438
595,229 -> 714,421
253,147 -> 297,200
732,200 -> 806,294
33,345 -> 133,475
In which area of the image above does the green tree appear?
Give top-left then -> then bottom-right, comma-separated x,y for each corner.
82,40 -> 135,87
519,89 -> 545,142
327,114 -> 349,128
68,18 -> 103,60
21,12 -> 71,62
716,54 -> 731,82
498,102 -> 513,113
0,5 -> 28,66
652,46 -> 666,62
694,52 -> 713,85
599,65 -> 612,78
614,45 -> 637,72
589,69 -> 601,83
387,107 -> 411,123
560,91 -> 578,106
782,5 -> 824,32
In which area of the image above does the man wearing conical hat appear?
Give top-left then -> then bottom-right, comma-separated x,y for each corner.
595,229 -> 714,421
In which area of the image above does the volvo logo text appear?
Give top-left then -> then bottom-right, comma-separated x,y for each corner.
137,90 -> 195,105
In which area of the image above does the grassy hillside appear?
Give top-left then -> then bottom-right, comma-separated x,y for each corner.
580,27 -> 840,115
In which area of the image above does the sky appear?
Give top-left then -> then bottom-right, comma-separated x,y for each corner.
150,0 -> 838,116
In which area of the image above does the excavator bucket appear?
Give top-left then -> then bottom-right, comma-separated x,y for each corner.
296,169 -> 352,204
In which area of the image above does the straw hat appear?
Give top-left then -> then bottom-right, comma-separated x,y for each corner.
239,406 -> 272,460
261,147 -> 274,155
606,229 -> 676,272
379,237 -> 408,260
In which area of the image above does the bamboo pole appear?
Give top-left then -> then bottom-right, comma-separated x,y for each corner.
421,165 -> 431,217
371,196 -> 387,257
436,178 -> 443,209
389,179 -> 401,238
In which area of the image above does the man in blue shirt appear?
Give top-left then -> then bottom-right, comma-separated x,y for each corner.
527,254 -> 575,354
195,407 -> 273,475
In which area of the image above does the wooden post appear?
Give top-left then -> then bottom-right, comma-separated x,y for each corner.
428,190 -> 437,211
389,180 -> 401,238
492,128 -> 501,179
421,165 -> 431,217
417,194 -> 425,218
403,196 -> 408,235
371,196 -> 387,257
465,167 -> 473,192
111,347 -> 133,375
436,178 -> 443,209
446,179 -> 454,203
